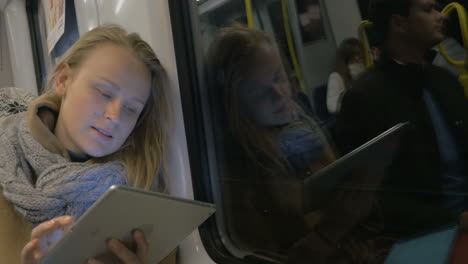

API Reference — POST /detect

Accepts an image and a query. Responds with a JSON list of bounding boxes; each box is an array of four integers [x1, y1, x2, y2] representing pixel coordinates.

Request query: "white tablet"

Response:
[[39, 185, 216, 264]]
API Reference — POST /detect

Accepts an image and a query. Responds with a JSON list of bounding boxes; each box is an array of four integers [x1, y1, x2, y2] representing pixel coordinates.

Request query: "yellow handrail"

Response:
[[358, 20, 374, 69], [438, 3, 468, 67], [437, 2, 468, 97], [244, 0, 254, 28], [281, 0, 305, 91]]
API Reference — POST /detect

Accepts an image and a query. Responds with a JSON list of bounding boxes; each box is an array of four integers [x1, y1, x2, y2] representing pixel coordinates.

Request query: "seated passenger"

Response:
[[336, 0, 468, 242], [0, 25, 175, 264], [326, 38, 365, 114], [207, 25, 383, 263]]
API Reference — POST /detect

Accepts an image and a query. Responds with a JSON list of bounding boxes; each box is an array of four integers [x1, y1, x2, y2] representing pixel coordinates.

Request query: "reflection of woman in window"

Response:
[[326, 38, 364, 114], [206, 26, 381, 263], [208, 26, 335, 177], [206, 25, 334, 259]]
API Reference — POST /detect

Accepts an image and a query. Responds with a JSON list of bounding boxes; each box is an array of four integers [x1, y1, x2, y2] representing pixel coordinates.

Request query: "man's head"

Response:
[[369, 0, 445, 49]]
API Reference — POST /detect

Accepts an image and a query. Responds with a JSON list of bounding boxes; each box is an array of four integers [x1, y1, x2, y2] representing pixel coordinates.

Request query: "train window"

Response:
[[26, 0, 79, 92], [172, 0, 468, 263]]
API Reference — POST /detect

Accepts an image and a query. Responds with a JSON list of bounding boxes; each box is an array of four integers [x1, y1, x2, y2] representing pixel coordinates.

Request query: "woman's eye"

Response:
[[100, 92, 112, 99], [124, 104, 137, 114], [94, 86, 112, 99]]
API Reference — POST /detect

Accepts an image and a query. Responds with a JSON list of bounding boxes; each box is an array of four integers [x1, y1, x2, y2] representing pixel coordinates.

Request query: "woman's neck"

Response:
[[67, 149, 90, 162]]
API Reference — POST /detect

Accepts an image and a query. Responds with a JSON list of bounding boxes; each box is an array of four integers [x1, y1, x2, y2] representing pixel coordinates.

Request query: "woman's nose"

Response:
[[104, 99, 122, 123]]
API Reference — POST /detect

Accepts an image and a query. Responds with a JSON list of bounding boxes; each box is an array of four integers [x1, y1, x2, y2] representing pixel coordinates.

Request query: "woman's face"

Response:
[[349, 47, 363, 65], [238, 43, 295, 127], [54, 43, 151, 157]]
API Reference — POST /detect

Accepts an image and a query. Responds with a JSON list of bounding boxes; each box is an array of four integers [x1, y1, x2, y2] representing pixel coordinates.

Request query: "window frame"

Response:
[[168, 1, 282, 263], [25, 0, 45, 91], [26, 0, 79, 93]]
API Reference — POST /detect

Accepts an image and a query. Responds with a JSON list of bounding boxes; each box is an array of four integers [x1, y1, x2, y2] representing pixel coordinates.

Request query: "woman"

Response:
[[0, 25, 174, 263], [326, 38, 364, 114]]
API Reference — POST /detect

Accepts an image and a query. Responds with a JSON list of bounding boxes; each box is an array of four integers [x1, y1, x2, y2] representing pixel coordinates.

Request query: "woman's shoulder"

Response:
[[328, 72, 343, 82], [276, 118, 328, 170], [327, 72, 345, 91]]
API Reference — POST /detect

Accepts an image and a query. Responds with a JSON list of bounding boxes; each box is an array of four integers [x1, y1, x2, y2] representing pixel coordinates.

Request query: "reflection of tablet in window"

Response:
[[39, 185, 215, 264], [385, 224, 458, 264], [304, 122, 408, 210]]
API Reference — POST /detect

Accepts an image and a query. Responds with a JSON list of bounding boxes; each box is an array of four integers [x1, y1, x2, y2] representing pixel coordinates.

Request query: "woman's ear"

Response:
[[55, 63, 71, 96]]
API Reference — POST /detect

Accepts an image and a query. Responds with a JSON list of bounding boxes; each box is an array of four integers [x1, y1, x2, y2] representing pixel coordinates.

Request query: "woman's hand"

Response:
[[21, 217, 148, 264], [87, 230, 149, 264], [21, 215, 75, 264]]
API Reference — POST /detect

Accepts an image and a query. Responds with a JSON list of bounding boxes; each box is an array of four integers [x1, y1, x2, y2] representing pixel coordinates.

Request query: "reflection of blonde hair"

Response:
[[208, 25, 306, 177], [43, 25, 171, 192]]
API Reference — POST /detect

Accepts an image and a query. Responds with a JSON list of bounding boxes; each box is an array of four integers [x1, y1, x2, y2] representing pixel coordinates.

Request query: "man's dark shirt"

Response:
[[335, 51, 468, 234]]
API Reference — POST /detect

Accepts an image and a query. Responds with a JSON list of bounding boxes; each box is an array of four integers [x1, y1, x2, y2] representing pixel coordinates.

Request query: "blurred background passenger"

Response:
[[326, 38, 365, 114]]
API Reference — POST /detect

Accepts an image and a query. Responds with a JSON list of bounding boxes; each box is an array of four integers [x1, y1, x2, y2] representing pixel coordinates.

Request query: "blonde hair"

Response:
[[208, 25, 296, 177], [43, 25, 171, 192], [208, 25, 334, 178]]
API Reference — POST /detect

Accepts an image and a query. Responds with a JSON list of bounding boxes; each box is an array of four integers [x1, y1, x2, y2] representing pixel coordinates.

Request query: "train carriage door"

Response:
[[0, 0, 38, 94]]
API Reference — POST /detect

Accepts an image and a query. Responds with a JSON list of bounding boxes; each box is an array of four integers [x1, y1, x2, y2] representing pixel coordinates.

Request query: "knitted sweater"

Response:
[[0, 92, 126, 224]]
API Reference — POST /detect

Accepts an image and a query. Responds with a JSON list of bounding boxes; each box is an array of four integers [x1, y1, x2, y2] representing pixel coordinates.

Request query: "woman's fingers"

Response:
[[133, 230, 149, 263], [30, 215, 74, 240], [22, 216, 74, 264], [105, 231, 148, 264], [32, 216, 75, 255], [21, 239, 42, 264], [107, 239, 140, 263], [58, 215, 75, 232], [30, 219, 59, 240], [51, 215, 74, 229]]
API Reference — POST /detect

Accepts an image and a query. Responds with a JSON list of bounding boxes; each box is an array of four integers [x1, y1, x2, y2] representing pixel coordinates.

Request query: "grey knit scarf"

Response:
[[0, 113, 127, 224]]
